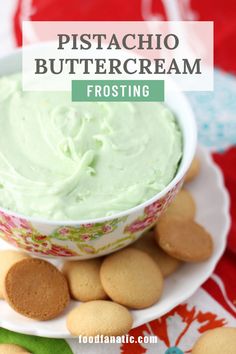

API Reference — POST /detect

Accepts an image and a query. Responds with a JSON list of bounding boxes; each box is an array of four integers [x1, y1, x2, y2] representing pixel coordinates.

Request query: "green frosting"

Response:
[[0, 74, 182, 220]]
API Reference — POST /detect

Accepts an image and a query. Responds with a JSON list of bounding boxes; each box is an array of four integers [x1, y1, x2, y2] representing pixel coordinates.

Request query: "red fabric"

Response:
[[203, 148, 236, 318], [213, 147, 236, 254], [13, 0, 143, 47], [203, 250, 236, 318], [13, 0, 236, 73], [191, 0, 236, 74], [12, 0, 236, 333]]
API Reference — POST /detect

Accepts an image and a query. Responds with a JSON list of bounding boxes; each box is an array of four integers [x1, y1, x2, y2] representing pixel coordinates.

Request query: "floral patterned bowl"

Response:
[[0, 49, 197, 259]]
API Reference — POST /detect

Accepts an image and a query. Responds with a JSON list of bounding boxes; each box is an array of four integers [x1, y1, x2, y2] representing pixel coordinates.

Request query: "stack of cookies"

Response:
[[0, 156, 215, 338]]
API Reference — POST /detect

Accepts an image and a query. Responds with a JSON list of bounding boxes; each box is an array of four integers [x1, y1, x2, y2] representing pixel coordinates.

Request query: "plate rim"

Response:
[[132, 145, 231, 329]]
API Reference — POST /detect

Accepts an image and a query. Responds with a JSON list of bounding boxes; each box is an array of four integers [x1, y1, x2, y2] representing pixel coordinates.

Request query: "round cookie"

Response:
[[155, 217, 213, 262], [192, 327, 236, 354], [162, 189, 196, 220], [100, 248, 163, 309], [185, 156, 200, 183], [67, 300, 132, 336], [62, 258, 107, 301], [0, 343, 30, 353], [4, 258, 70, 320], [0, 250, 29, 299], [132, 231, 181, 277]]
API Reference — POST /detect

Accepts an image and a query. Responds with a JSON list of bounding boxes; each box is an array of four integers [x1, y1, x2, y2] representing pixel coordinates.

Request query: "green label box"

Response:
[[72, 80, 164, 102]]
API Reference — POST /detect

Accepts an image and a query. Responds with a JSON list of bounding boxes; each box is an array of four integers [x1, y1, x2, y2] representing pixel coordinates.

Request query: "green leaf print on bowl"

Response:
[[51, 217, 127, 242], [0, 210, 129, 257], [76, 234, 137, 255]]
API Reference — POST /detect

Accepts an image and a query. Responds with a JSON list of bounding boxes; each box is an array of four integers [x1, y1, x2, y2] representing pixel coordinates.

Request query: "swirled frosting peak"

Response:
[[0, 74, 182, 220]]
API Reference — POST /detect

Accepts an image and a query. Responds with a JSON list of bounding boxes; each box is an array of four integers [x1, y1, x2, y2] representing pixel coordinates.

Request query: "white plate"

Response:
[[0, 145, 230, 338]]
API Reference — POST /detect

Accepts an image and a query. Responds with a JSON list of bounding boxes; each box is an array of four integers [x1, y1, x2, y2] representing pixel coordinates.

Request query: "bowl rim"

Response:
[[0, 48, 197, 226]]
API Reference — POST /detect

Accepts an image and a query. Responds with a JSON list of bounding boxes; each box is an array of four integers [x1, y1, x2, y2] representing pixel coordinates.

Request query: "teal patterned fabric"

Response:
[[187, 69, 236, 151]]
